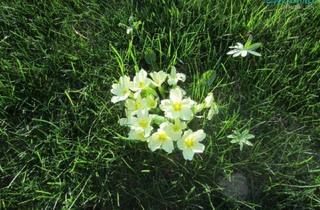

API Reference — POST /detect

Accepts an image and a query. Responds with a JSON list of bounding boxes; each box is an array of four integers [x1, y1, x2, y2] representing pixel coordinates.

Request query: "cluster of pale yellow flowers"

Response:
[[111, 67, 218, 160]]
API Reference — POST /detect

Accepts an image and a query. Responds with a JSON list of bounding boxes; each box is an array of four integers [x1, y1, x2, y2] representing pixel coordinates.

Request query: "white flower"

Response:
[[128, 109, 153, 137], [111, 76, 132, 103], [160, 87, 195, 121], [160, 119, 186, 141], [207, 102, 218, 120], [204, 93, 214, 108], [227, 42, 262, 57], [144, 95, 158, 109], [125, 95, 158, 116], [118, 109, 133, 126], [150, 71, 168, 87], [126, 27, 133, 35], [202, 92, 218, 120], [148, 123, 174, 153], [194, 103, 205, 114], [227, 129, 254, 151], [167, 66, 186, 86], [128, 127, 148, 141], [130, 69, 152, 96], [125, 96, 148, 115], [177, 129, 206, 160]]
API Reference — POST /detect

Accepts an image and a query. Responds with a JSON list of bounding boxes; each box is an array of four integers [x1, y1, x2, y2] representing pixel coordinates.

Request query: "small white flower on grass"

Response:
[[227, 36, 262, 57], [126, 27, 133, 35], [160, 119, 186, 141], [227, 129, 254, 151], [177, 129, 206, 160], [148, 123, 174, 153], [160, 87, 195, 121], [150, 71, 168, 87], [128, 109, 153, 137], [227, 42, 248, 57], [111, 75, 132, 103], [167, 66, 186, 86], [130, 69, 152, 96]]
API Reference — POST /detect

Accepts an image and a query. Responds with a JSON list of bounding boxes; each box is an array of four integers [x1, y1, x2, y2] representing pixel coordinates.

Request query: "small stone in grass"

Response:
[[218, 172, 249, 200]]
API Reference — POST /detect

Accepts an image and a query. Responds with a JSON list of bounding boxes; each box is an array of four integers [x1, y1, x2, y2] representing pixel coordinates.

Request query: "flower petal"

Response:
[[162, 140, 174, 153], [236, 42, 243, 48], [193, 142, 205, 153], [227, 49, 238, 55], [170, 88, 183, 101], [177, 138, 184, 150], [233, 51, 241, 57], [194, 129, 206, 141], [247, 50, 261, 57], [182, 149, 195, 160], [180, 108, 193, 121], [148, 138, 161, 151], [177, 73, 186, 82], [241, 50, 248, 57]]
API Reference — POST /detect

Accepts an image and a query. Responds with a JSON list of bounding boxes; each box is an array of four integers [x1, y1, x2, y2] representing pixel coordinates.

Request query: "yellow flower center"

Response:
[[157, 131, 168, 142], [138, 81, 145, 88], [137, 131, 145, 140], [122, 88, 129, 95], [134, 101, 142, 110], [172, 124, 180, 132], [138, 119, 149, 128], [172, 102, 182, 112], [184, 137, 195, 148], [147, 99, 156, 108]]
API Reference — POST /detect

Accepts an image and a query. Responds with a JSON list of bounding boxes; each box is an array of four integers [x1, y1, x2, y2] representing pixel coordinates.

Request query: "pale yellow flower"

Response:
[[111, 76, 132, 103], [130, 69, 152, 97], [167, 66, 186, 86], [148, 123, 174, 153], [128, 127, 148, 141], [160, 87, 195, 120], [150, 71, 168, 87], [177, 129, 206, 160], [125, 96, 148, 115], [160, 119, 186, 141], [128, 109, 153, 136]]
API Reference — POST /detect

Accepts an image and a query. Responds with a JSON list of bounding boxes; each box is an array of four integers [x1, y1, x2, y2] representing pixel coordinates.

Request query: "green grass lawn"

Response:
[[0, 0, 319, 209]]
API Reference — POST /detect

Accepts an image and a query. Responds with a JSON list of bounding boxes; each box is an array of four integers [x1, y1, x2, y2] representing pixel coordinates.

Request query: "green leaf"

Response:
[[132, 20, 142, 29], [247, 43, 262, 50], [200, 70, 216, 87], [244, 35, 253, 48], [151, 114, 166, 125], [144, 48, 157, 66], [143, 87, 158, 97]]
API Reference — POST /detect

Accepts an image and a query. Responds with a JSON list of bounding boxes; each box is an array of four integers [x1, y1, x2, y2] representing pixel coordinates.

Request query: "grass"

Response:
[[0, 0, 319, 209]]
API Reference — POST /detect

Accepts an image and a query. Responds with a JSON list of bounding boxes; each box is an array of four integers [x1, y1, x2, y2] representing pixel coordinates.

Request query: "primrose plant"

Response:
[[111, 67, 218, 160], [227, 129, 255, 151]]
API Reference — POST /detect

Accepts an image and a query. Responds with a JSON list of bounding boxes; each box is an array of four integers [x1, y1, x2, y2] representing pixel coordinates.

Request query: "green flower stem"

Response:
[[158, 86, 166, 99]]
